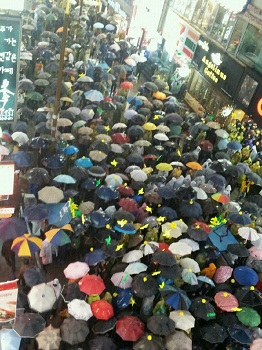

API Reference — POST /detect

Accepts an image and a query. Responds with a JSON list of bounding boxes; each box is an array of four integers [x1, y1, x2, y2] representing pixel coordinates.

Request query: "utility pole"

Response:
[[50, 0, 70, 151], [79, 0, 83, 16]]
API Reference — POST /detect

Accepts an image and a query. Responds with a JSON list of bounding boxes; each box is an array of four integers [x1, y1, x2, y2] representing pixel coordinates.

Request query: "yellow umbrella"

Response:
[[156, 163, 173, 171], [45, 224, 73, 246], [153, 91, 166, 100], [11, 234, 42, 257], [143, 122, 157, 131]]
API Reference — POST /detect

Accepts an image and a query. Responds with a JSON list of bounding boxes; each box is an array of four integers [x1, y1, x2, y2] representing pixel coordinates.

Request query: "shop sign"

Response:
[[256, 97, 262, 116], [202, 55, 227, 83], [0, 16, 21, 123], [198, 40, 209, 52]]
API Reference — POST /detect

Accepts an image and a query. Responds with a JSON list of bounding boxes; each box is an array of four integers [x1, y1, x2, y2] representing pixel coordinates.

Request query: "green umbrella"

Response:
[[27, 91, 44, 101], [236, 307, 261, 327]]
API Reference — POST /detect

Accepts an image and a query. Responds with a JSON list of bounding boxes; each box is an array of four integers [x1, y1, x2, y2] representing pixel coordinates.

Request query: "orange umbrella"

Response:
[[56, 27, 70, 33], [11, 234, 42, 257], [152, 91, 166, 100], [186, 162, 202, 170]]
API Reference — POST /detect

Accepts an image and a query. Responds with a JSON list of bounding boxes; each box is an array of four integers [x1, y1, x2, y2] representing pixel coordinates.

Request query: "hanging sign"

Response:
[[0, 16, 21, 123]]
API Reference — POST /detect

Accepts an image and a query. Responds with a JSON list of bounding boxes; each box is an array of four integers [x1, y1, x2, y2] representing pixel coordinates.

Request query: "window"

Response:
[[221, 14, 237, 48], [227, 18, 246, 54], [237, 75, 258, 107], [206, 3, 218, 33], [237, 24, 262, 73], [200, 0, 217, 31], [211, 7, 230, 42], [191, 0, 207, 26]]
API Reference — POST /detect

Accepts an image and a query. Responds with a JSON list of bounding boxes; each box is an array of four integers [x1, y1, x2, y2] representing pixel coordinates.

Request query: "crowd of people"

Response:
[[0, 1, 262, 350]]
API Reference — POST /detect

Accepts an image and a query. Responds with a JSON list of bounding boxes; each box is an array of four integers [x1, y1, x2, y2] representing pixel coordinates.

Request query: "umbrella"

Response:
[[249, 246, 262, 260], [229, 212, 252, 225], [45, 224, 73, 246], [61, 317, 89, 345], [13, 313, 46, 338], [0, 329, 21, 350], [251, 339, 262, 350], [84, 89, 104, 102], [111, 272, 133, 289], [28, 283, 56, 313], [116, 316, 145, 341], [64, 261, 90, 279], [228, 324, 252, 345], [179, 258, 200, 273], [61, 145, 79, 155], [212, 192, 230, 203], [27, 91, 44, 101], [213, 266, 233, 283], [233, 266, 259, 286], [36, 325, 61, 350], [179, 200, 203, 218], [132, 273, 158, 297], [200, 323, 228, 343], [9, 151, 31, 167], [23, 204, 49, 222], [38, 186, 64, 203], [75, 157, 93, 168], [169, 310, 195, 331], [11, 234, 42, 257], [214, 291, 239, 312], [91, 300, 114, 320], [161, 285, 191, 310], [68, 299, 93, 321], [88, 335, 117, 350], [130, 169, 148, 182], [169, 242, 192, 256], [236, 307, 261, 327], [79, 275, 105, 295], [238, 227, 259, 241], [227, 141, 242, 151], [92, 317, 117, 335], [144, 82, 158, 92], [53, 174, 76, 184], [235, 286, 262, 307], [125, 262, 148, 275], [152, 250, 177, 267], [165, 330, 192, 350], [190, 297, 216, 321], [42, 154, 66, 169], [245, 172, 262, 186], [181, 269, 198, 285], [147, 315, 176, 337], [0, 217, 27, 241], [161, 222, 182, 239]]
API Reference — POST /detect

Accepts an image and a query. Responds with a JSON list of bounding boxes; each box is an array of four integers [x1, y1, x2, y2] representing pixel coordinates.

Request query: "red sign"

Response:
[[256, 97, 262, 116]]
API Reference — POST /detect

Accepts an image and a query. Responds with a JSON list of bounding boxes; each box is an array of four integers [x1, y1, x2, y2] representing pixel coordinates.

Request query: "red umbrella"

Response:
[[117, 184, 134, 196], [116, 315, 145, 341], [120, 81, 134, 90], [111, 133, 130, 144], [211, 193, 230, 204], [79, 275, 105, 295], [213, 266, 233, 284], [91, 300, 114, 320], [191, 221, 211, 233], [214, 291, 239, 312], [199, 140, 213, 151], [157, 242, 171, 252], [119, 198, 139, 212]]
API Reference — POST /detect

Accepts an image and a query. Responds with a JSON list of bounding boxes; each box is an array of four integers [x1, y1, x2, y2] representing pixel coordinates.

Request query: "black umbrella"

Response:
[[24, 167, 50, 186], [28, 137, 50, 149], [127, 125, 144, 138], [81, 177, 97, 190], [88, 166, 107, 178], [127, 153, 144, 164], [151, 251, 177, 267], [227, 244, 249, 257], [216, 312, 240, 328], [134, 333, 166, 350], [190, 297, 216, 321], [88, 335, 117, 350], [180, 153, 198, 163], [157, 186, 176, 199], [12, 121, 28, 133], [147, 315, 176, 336], [144, 82, 158, 92], [92, 317, 117, 335], [179, 200, 203, 218], [103, 239, 126, 258], [91, 140, 110, 154], [68, 166, 89, 181], [62, 283, 86, 302], [234, 286, 262, 307], [42, 154, 66, 169], [130, 113, 146, 125], [241, 201, 261, 216], [200, 323, 228, 344], [132, 273, 158, 298], [14, 313, 46, 338], [159, 264, 182, 280]]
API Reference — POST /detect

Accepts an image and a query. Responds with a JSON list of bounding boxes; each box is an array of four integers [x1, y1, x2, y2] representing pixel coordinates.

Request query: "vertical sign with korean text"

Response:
[[0, 16, 21, 123]]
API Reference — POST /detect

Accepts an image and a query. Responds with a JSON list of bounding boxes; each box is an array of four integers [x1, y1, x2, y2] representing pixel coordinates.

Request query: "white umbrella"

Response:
[[173, 220, 188, 233], [124, 57, 137, 67], [11, 132, 29, 145], [169, 310, 195, 331], [0, 145, 10, 156], [140, 241, 159, 255], [68, 299, 93, 321], [36, 325, 61, 350], [122, 250, 143, 263], [181, 269, 198, 285], [112, 123, 127, 129], [111, 272, 133, 289], [125, 262, 148, 275], [93, 22, 104, 29], [192, 187, 208, 200], [130, 53, 147, 63], [130, 169, 148, 182], [161, 222, 182, 239], [179, 258, 200, 273], [238, 227, 259, 241], [0, 328, 21, 350], [154, 133, 169, 141], [105, 174, 123, 188], [252, 233, 262, 249], [110, 143, 124, 154], [28, 283, 56, 313], [215, 129, 229, 138], [64, 261, 90, 279], [179, 238, 199, 252], [77, 75, 94, 83], [169, 242, 192, 256]]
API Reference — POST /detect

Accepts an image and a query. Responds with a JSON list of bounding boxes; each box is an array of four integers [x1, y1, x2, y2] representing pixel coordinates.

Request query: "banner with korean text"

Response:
[[0, 16, 21, 123], [0, 280, 18, 323]]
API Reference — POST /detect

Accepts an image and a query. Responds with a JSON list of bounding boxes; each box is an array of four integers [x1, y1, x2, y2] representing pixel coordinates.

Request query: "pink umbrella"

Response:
[[251, 338, 262, 350], [214, 291, 239, 312], [213, 266, 233, 284], [64, 261, 90, 279], [249, 246, 262, 260]]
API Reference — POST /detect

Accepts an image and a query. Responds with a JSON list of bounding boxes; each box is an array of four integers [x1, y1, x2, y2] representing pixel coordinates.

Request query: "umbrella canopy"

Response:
[[165, 330, 192, 350], [116, 316, 145, 341], [13, 313, 46, 338], [45, 224, 73, 246], [200, 323, 228, 344], [61, 317, 89, 345], [91, 300, 114, 320], [11, 234, 42, 257], [79, 275, 105, 295], [132, 273, 158, 297], [236, 307, 261, 327], [214, 291, 239, 312], [28, 283, 56, 313], [36, 325, 61, 350], [38, 186, 64, 203], [0, 217, 27, 241], [64, 261, 90, 279], [0, 329, 21, 350], [68, 299, 93, 321], [111, 272, 133, 289], [147, 315, 176, 336], [233, 266, 259, 286], [169, 310, 195, 331]]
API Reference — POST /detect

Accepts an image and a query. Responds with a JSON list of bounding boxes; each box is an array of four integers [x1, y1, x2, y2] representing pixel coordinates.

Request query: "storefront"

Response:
[[186, 37, 245, 116]]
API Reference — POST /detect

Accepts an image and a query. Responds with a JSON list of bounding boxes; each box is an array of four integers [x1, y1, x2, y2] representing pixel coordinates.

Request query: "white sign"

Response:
[[0, 1, 25, 11]]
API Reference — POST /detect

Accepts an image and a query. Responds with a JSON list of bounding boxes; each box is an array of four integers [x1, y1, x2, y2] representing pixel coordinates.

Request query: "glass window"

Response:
[[227, 18, 246, 54], [191, 0, 207, 26], [237, 24, 262, 73], [200, 0, 216, 31], [210, 7, 230, 42], [173, 0, 189, 15], [237, 75, 258, 107], [184, 0, 198, 20], [206, 4, 218, 33], [221, 14, 237, 47]]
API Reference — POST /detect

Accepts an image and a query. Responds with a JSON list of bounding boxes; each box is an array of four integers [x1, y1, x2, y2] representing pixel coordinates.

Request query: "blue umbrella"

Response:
[[217, 138, 228, 150], [84, 249, 106, 265], [113, 287, 132, 310], [81, 177, 97, 190], [208, 173, 227, 188], [157, 206, 177, 221], [42, 154, 66, 169], [46, 202, 72, 227], [0, 328, 21, 349], [127, 97, 143, 108], [161, 285, 191, 310], [75, 157, 93, 168], [90, 211, 111, 228], [61, 145, 79, 155], [114, 223, 137, 234], [0, 217, 27, 241], [53, 174, 76, 184], [228, 324, 252, 345], [12, 121, 28, 133], [10, 151, 32, 168], [227, 141, 242, 151], [29, 137, 50, 149], [84, 89, 104, 102], [96, 186, 119, 202], [229, 212, 252, 225], [233, 266, 259, 286], [23, 204, 49, 221], [157, 186, 176, 199], [197, 276, 215, 287], [179, 200, 202, 218]]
